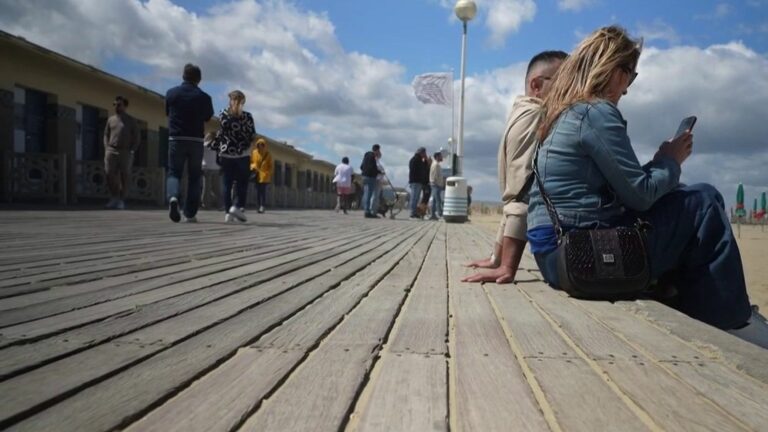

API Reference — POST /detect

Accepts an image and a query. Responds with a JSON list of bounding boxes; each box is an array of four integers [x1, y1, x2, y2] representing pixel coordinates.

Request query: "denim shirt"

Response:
[[527, 100, 681, 251]]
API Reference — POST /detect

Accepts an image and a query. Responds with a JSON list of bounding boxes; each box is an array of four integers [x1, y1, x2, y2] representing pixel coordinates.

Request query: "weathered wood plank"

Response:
[[486, 285, 649, 432], [445, 224, 549, 432], [616, 299, 768, 385], [387, 227, 448, 355], [236, 226, 437, 431], [0, 226, 406, 378], [522, 281, 749, 431], [350, 354, 448, 432], [3, 224, 426, 431], [0, 226, 378, 323], [126, 347, 302, 432], [0, 226, 391, 345]]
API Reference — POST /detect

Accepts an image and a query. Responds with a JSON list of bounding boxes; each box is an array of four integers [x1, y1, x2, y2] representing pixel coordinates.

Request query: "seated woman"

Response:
[[527, 25, 768, 348]]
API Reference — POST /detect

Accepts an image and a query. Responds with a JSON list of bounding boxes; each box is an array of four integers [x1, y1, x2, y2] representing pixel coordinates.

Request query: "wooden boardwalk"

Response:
[[0, 209, 766, 432]]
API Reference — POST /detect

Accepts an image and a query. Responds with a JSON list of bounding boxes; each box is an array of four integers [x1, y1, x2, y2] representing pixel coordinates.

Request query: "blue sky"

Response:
[[1, 0, 767, 206]]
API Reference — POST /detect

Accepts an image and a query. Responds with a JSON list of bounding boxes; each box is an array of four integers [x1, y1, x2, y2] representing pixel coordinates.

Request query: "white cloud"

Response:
[[1, 0, 766, 208], [557, 0, 596, 12], [635, 19, 681, 45]]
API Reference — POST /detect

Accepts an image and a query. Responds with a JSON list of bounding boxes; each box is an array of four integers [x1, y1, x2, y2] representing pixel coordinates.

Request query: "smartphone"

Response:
[[673, 116, 697, 140]]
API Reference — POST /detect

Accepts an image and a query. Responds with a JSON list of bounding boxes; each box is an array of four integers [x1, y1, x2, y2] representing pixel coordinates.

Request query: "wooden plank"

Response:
[[3, 224, 426, 431], [445, 224, 549, 432], [126, 226, 435, 432], [0, 226, 391, 345], [616, 299, 768, 385], [126, 348, 302, 432], [0, 225, 411, 378], [522, 281, 749, 431], [387, 227, 448, 355], [486, 285, 649, 432], [0, 226, 377, 322], [237, 226, 437, 432], [351, 354, 447, 432], [0, 226, 327, 294]]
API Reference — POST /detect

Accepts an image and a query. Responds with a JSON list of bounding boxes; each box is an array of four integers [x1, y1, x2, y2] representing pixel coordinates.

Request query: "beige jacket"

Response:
[[498, 95, 544, 216]]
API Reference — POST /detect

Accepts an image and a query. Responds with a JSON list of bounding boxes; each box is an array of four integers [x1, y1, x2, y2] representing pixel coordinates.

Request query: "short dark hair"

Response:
[[433, 152, 442, 159], [372, 144, 380, 151], [114, 96, 129, 107], [183, 63, 202, 84], [342, 156, 349, 164], [525, 50, 568, 79]]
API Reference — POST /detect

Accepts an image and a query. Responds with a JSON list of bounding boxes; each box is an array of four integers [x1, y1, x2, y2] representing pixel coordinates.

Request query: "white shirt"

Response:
[[333, 163, 353, 188]]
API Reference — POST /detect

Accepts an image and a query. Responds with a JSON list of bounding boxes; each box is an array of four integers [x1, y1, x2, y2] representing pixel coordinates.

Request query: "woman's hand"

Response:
[[655, 131, 693, 166]]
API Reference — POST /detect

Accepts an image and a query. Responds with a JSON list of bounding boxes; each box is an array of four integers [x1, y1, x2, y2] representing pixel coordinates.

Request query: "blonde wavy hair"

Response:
[[228, 90, 246, 116], [537, 26, 643, 141]]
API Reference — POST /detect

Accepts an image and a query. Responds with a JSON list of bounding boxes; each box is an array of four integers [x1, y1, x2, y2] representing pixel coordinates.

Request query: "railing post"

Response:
[[1, 151, 11, 203], [59, 152, 68, 205]]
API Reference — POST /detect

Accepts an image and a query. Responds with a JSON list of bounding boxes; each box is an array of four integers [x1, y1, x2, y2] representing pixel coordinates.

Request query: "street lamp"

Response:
[[454, 0, 476, 176], [443, 0, 476, 224]]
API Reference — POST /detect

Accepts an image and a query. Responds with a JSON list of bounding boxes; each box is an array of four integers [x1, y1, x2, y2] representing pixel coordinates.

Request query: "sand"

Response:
[[469, 213, 768, 312]]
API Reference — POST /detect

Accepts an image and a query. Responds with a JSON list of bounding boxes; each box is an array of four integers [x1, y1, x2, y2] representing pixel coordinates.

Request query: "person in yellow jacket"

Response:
[[250, 137, 273, 213]]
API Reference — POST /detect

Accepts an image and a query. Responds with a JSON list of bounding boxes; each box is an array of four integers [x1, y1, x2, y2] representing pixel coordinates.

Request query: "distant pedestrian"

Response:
[[103, 96, 139, 210], [408, 147, 429, 220], [429, 152, 445, 220], [250, 138, 273, 214], [165, 63, 214, 223], [201, 131, 220, 209], [420, 154, 432, 216], [360, 144, 384, 218], [210, 90, 256, 223], [333, 157, 354, 214]]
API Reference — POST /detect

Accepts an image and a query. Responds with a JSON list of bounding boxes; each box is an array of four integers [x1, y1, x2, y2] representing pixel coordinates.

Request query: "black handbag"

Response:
[[532, 144, 652, 300]]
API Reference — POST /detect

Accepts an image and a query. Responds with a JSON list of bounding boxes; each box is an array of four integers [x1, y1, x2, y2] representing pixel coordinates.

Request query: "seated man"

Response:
[[463, 50, 567, 283]]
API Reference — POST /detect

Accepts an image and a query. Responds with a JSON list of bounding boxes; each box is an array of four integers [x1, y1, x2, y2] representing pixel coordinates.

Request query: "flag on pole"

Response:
[[412, 72, 453, 106]]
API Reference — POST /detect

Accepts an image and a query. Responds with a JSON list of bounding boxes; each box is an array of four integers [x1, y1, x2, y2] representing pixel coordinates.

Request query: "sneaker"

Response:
[[224, 213, 235, 223], [429, 216, 439, 221], [728, 305, 768, 349], [169, 197, 181, 222], [105, 198, 119, 209], [342, 209, 348, 215], [409, 215, 421, 220], [258, 206, 265, 214], [228, 206, 247, 222], [116, 200, 126, 210], [182, 216, 198, 223], [364, 212, 377, 219]]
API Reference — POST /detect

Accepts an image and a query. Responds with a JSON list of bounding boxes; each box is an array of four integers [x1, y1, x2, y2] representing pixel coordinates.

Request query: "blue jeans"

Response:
[[362, 176, 377, 214], [431, 185, 443, 217], [167, 139, 203, 218], [409, 183, 423, 217], [220, 156, 251, 211], [534, 184, 751, 330]]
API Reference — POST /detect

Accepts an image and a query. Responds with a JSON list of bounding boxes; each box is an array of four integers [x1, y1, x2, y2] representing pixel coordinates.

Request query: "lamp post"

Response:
[[443, 0, 476, 223], [454, 0, 476, 176]]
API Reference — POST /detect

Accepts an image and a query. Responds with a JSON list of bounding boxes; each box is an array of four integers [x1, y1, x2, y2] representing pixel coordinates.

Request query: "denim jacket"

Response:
[[528, 100, 681, 235]]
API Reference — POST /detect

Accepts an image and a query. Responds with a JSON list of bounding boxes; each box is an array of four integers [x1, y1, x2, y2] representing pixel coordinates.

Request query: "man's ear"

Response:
[[529, 77, 543, 98]]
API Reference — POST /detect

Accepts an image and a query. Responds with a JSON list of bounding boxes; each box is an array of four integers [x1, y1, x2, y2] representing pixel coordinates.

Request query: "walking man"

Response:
[[429, 151, 445, 220], [463, 50, 567, 283], [408, 147, 429, 220], [165, 63, 214, 223], [333, 156, 354, 214], [360, 144, 383, 218], [103, 96, 139, 209]]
